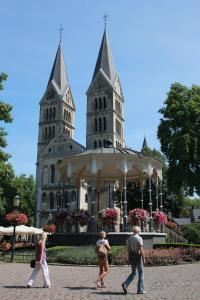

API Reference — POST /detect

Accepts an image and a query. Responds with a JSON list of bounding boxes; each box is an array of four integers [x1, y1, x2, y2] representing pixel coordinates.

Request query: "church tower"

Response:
[[37, 41, 75, 156], [36, 40, 84, 228], [86, 29, 125, 149]]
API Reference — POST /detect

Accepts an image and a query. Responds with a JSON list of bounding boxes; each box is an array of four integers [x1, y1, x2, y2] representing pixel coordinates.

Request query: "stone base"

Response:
[[49, 232, 166, 249]]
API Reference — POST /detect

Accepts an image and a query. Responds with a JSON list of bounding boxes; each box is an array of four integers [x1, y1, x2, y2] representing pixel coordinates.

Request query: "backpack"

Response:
[[97, 243, 107, 258]]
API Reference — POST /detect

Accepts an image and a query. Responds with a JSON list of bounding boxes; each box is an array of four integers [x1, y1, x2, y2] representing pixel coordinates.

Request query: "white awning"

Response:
[[0, 225, 43, 236]]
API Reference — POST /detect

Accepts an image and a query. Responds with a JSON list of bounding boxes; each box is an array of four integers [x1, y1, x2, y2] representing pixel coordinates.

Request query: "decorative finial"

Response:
[[103, 13, 108, 30], [59, 24, 64, 42]]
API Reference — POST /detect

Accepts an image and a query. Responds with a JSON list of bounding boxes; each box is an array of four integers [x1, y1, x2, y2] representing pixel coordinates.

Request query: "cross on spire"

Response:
[[103, 13, 108, 30], [59, 25, 64, 42]]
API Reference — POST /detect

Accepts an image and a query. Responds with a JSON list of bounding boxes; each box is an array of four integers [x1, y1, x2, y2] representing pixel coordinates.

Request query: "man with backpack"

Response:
[[122, 226, 146, 295], [95, 231, 111, 288]]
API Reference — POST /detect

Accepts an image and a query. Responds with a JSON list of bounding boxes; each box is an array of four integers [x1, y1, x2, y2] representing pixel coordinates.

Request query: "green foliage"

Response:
[[181, 224, 200, 244], [141, 146, 166, 166], [164, 194, 185, 217], [153, 243, 200, 249], [184, 197, 200, 209], [46, 245, 125, 265], [0, 72, 14, 218], [158, 82, 200, 196], [0, 174, 35, 225]]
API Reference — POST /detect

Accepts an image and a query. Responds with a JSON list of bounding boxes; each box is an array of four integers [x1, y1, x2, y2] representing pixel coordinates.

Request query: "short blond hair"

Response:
[[99, 231, 106, 239], [132, 226, 140, 234]]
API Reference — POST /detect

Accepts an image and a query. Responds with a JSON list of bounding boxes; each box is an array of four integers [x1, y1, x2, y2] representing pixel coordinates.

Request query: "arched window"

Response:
[[99, 118, 102, 132], [94, 118, 97, 132], [53, 107, 56, 118], [72, 191, 76, 202], [46, 109, 49, 120], [64, 109, 66, 120], [95, 98, 97, 111], [103, 117, 106, 132], [49, 192, 54, 209], [56, 191, 61, 209], [50, 165, 55, 183], [68, 112, 71, 124], [99, 98, 102, 110], [42, 192, 47, 208], [49, 108, 52, 119], [52, 126, 55, 138], [103, 97, 106, 109], [99, 140, 102, 148], [63, 191, 69, 208], [85, 194, 88, 203], [48, 126, 51, 139], [42, 166, 48, 185], [44, 127, 48, 140], [94, 140, 97, 149]]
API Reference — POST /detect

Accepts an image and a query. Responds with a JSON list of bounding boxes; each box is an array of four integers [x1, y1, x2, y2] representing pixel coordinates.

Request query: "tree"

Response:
[[158, 82, 200, 196], [10, 174, 35, 225], [0, 73, 14, 218]]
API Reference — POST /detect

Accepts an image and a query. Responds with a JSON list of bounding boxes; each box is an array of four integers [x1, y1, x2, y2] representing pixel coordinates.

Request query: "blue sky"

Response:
[[1, 0, 200, 176]]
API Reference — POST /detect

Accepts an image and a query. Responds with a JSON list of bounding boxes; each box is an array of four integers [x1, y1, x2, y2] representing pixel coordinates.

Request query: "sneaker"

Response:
[[122, 283, 127, 295], [137, 291, 146, 294], [26, 285, 31, 288]]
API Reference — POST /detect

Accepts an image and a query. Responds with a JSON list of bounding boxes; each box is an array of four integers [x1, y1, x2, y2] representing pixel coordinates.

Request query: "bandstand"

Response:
[[53, 146, 166, 248]]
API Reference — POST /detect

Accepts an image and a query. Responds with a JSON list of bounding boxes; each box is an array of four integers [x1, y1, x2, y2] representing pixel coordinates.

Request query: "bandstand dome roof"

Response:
[[58, 146, 163, 184]]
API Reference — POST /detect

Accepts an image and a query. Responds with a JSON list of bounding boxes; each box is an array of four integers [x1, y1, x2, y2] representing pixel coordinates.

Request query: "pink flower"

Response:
[[152, 211, 167, 225], [43, 224, 56, 233], [129, 209, 149, 222], [5, 212, 28, 225], [99, 208, 119, 220]]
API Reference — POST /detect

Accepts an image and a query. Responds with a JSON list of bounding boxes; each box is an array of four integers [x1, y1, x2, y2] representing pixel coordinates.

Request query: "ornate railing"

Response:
[[164, 226, 188, 243]]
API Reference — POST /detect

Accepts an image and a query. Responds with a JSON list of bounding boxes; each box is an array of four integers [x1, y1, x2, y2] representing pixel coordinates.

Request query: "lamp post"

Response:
[[11, 194, 20, 262]]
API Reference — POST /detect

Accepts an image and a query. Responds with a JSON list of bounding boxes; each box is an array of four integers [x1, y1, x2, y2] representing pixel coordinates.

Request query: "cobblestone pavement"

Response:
[[0, 262, 200, 300]]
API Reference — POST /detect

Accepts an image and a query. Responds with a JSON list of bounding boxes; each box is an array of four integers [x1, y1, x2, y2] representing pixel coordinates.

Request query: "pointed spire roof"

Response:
[[92, 30, 117, 84], [48, 42, 68, 92], [141, 136, 148, 151]]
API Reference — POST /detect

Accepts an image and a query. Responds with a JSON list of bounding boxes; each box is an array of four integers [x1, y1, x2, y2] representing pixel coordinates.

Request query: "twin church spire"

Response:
[[92, 30, 117, 85], [39, 27, 125, 152], [47, 41, 69, 93]]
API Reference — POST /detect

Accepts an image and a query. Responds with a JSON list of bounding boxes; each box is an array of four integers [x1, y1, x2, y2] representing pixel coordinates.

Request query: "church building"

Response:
[[35, 28, 163, 232]]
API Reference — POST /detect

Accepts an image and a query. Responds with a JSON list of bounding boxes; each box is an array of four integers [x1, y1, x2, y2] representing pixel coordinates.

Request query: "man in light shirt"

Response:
[[122, 226, 146, 295]]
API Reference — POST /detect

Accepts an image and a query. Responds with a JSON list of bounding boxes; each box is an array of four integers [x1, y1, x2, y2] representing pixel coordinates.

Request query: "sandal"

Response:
[[95, 280, 101, 288]]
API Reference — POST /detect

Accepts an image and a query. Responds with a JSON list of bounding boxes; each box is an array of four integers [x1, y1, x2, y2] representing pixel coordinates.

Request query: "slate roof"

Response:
[[173, 218, 191, 226], [47, 42, 68, 92], [92, 30, 117, 84]]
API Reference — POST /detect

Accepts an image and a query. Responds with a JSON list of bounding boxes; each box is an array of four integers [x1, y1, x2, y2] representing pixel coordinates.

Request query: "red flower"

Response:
[[99, 208, 119, 220], [129, 209, 149, 222], [43, 224, 56, 233], [5, 212, 28, 225], [152, 211, 167, 225]]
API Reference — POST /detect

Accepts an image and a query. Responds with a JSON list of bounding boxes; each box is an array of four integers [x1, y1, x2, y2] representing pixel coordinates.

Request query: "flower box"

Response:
[[99, 208, 119, 225], [152, 211, 167, 225], [4, 212, 28, 225], [129, 208, 149, 226], [70, 209, 91, 226], [43, 224, 56, 233]]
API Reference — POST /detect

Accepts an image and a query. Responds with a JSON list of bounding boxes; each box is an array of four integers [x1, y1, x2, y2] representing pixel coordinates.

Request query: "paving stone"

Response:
[[0, 262, 199, 299]]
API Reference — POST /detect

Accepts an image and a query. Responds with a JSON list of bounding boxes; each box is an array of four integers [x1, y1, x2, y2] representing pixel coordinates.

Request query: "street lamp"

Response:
[[11, 194, 20, 262]]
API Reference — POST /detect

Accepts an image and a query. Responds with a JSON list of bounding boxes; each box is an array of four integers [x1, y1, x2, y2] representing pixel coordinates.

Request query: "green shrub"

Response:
[[154, 243, 200, 249], [181, 225, 200, 244]]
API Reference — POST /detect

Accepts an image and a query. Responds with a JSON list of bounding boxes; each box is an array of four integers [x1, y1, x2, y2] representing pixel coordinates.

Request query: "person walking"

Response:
[[122, 226, 146, 295], [95, 231, 111, 288], [26, 232, 51, 288]]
